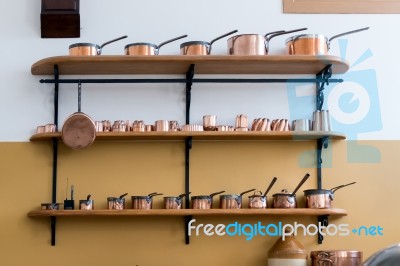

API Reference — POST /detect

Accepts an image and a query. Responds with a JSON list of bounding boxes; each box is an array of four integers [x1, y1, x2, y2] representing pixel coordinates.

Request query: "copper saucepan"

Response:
[[62, 82, 96, 150], [227, 28, 307, 55], [272, 173, 310, 208], [180, 30, 238, 55], [248, 177, 277, 209], [285, 27, 369, 55], [163, 192, 191, 209], [125, 34, 188, 55], [131, 192, 163, 210], [191, 190, 225, 209], [219, 188, 256, 209], [304, 182, 356, 208], [69, 35, 128, 56]]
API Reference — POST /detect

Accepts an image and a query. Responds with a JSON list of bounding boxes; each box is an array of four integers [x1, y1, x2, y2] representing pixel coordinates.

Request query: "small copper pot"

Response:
[[304, 182, 356, 208], [248, 191, 267, 209], [180, 30, 237, 55], [69, 35, 127, 56], [272, 173, 310, 208], [163, 192, 191, 209], [191, 190, 225, 209], [107, 193, 128, 210], [131, 192, 163, 210], [41, 203, 62, 210], [285, 27, 369, 55], [219, 189, 256, 209], [227, 28, 307, 55], [125, 35, 187, 55]]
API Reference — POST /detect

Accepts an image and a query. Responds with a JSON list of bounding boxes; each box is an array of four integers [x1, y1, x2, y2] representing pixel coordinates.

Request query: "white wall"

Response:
[[0, 0, 399, 141]]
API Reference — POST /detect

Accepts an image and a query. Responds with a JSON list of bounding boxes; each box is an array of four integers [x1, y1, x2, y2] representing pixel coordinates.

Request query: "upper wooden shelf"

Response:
[[28, 208, 348, 217], [30, 131, 346, 142], [31, 55, 349, 75]]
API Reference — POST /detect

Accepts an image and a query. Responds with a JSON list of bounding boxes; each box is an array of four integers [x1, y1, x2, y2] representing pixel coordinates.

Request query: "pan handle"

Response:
[[208, 30, 238, 54], [156, 34, 188, 54], [328, 27, 369, 42], [98, 35, 128, 53], [77, 81, 82, 112], [240, 188, 256, 196], [266, 27, 308, 42], [209, 190, 225, 198], [264, 30, 285, 39], [265, 28, 307, 53], [290, 173, 310, 197], [331, 182, 356, 193]]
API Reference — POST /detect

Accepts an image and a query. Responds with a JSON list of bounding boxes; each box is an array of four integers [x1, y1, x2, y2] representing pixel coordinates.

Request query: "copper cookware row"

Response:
[[67, 27, 368, 56], [41, 178, 355, 211], [39, 112, 335, 150]]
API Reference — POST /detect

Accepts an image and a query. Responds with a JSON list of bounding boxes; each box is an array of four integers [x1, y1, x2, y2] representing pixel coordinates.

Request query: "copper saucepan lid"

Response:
[[62, 82, 96, 150]]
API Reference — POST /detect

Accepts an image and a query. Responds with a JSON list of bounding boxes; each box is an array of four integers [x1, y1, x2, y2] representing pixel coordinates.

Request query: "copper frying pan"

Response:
[[62, 82, 96, 150]]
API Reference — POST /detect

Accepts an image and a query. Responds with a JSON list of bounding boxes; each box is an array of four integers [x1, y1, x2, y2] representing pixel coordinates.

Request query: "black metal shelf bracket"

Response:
[[316, 64, 332, 111], [318, 215, 329, 244], [51, 64, 59, 246], [184, 64, 195, 245], [315, 64, 333, 244]]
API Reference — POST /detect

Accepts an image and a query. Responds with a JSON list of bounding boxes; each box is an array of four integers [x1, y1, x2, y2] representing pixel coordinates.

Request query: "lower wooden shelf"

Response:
[[28, 208, 347, 217]]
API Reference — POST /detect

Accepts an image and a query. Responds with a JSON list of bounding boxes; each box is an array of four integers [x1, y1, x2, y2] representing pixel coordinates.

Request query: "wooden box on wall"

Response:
[[40, 0, 80, 38]]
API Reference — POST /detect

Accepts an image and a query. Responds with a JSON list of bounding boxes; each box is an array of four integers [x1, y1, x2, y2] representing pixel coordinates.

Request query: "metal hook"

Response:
[[78, 80, 82, 112]]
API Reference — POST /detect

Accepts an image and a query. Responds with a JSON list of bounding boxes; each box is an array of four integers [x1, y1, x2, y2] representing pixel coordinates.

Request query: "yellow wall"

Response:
[[1, 140, 399, 265]]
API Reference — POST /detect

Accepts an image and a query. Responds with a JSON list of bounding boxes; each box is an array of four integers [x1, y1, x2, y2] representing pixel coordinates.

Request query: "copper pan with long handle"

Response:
[[62, 82, 96, 150], [69, 35, 128, 56], [285, 27, 369, 55]]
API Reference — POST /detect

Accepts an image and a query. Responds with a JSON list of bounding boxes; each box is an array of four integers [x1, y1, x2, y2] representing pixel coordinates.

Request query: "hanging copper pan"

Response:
[[62, 82, 96, 150]]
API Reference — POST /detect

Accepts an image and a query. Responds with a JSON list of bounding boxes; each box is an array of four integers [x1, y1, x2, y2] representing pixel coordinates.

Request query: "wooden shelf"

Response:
[[30, 131, 346, 142], [31, 55, 349, 75], [28, 208, 348, 217]]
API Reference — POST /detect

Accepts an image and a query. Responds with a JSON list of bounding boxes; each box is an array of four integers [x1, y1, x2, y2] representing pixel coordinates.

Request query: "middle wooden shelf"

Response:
[[30, 131, 346, 142]]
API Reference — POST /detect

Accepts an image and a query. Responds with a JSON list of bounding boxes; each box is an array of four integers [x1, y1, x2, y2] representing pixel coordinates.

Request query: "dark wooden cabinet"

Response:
[[40, 0, 80, 38]]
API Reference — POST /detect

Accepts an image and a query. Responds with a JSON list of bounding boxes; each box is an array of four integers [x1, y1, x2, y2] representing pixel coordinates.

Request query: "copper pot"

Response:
[[107, 193, 128, 210], [61, 83, 96, 150], [311, 250, 362, 266], [69, 35, 127, 56], [125, 34, 187, 55], [272, 173, 310, 208], [191, 190, 225, 209], [304, 182, 356, 208], [248, 191, 267, 209], [219, 189, 256, 209], [180, 30, 237, 55], [249, 177, 277, 209], [227, 28, 307, 55], [163, 192, 191, 209], [285, 27, 369, 55], [131, 192, 163, 210]]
